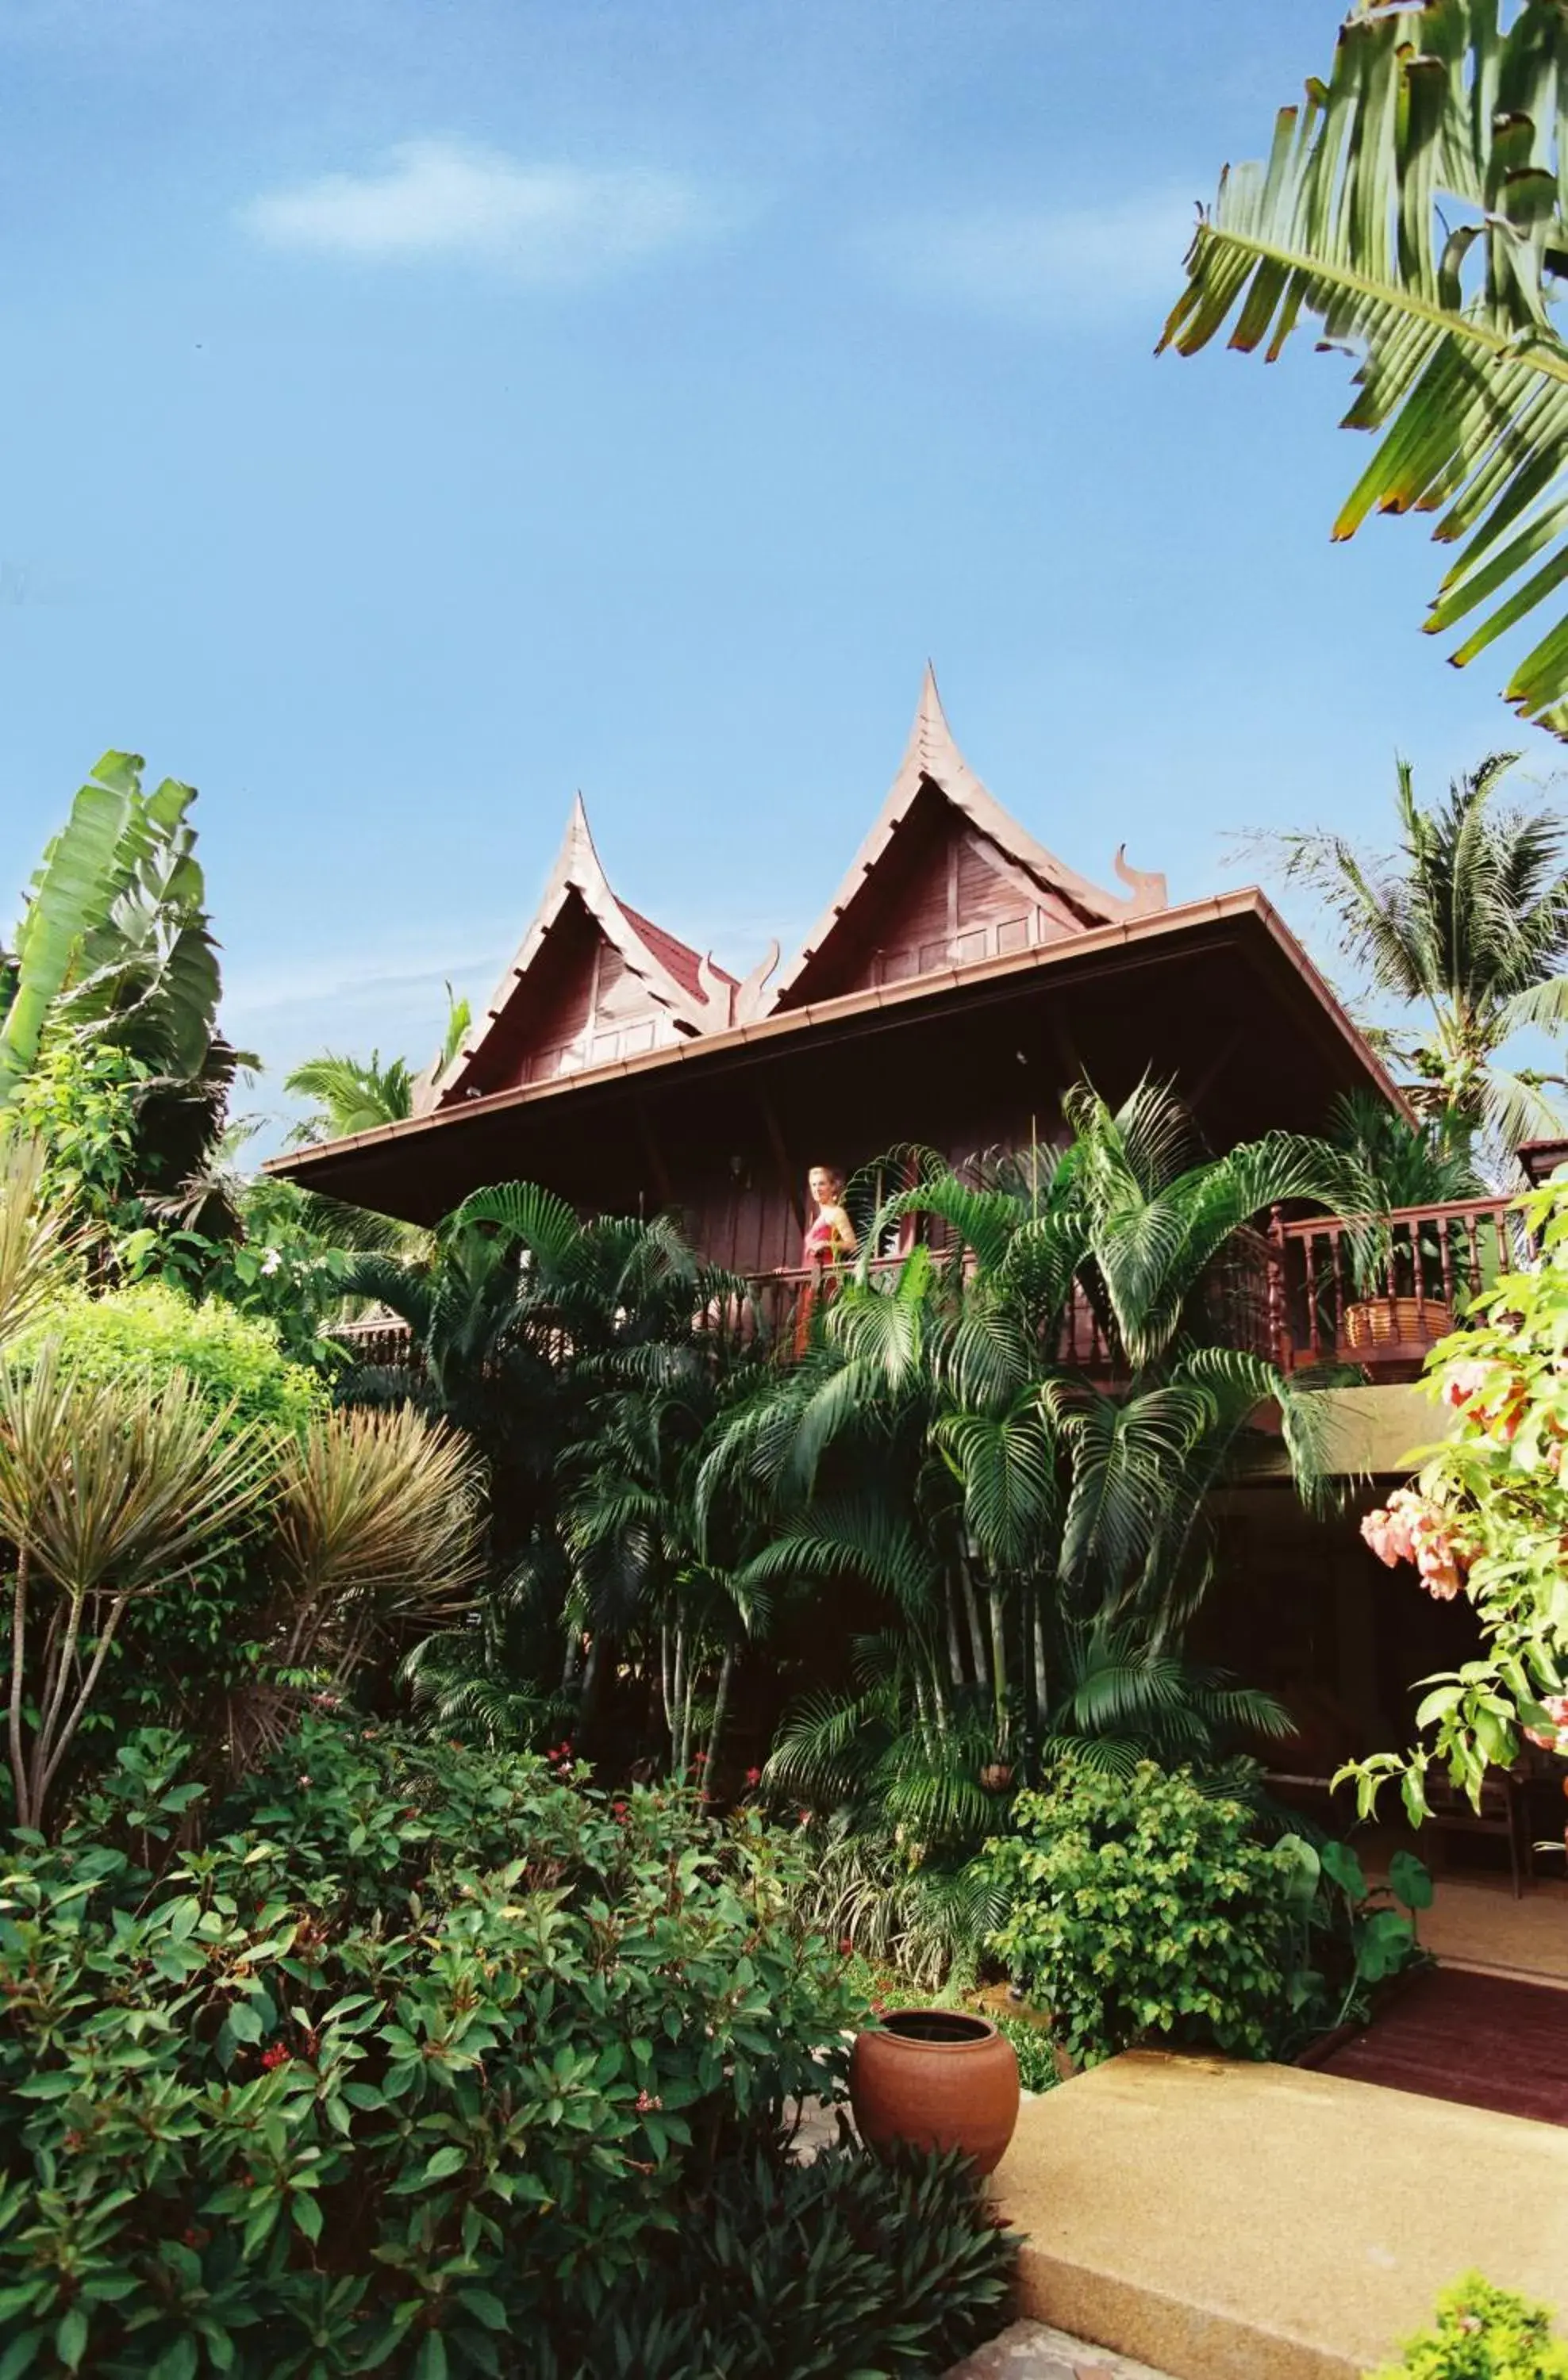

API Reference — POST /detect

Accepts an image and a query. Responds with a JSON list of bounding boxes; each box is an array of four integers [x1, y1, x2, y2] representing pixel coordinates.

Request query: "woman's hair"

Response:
[[809, 1163, 845, 1192]]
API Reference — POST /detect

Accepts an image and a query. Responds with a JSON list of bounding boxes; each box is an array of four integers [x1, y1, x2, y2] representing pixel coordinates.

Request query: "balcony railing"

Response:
[[1270, 1196, 1525, 1373], [325, 1197, 1528, 1381]]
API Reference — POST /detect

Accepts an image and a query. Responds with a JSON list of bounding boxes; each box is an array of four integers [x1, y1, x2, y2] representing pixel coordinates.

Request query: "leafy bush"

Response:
[[0, 1718, 910, 2376], [982, 1761, 1301, 2067], [532, 2140, 1017, 2380], [991, 2010, 1059, 2095], [9, 1280, 325, 1437], [1270, 1837, 1431, 2055], [1371, 2273, 1568, 2378]]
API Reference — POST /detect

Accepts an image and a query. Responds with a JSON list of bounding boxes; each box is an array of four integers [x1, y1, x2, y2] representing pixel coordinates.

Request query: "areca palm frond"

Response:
[[935, 1399, 1059, 1575], [1159, 0, 1568, 735], [1045, 1618, 1292, 1775], [732, 1499, 940, 1622]]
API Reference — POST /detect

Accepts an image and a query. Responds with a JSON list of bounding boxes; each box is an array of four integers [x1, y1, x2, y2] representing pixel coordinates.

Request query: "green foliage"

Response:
[[529, 2140, 1017, 2380], [0, 758, 135, 1106], [9, 1281, 326, 1439], [1160, 1, 1568, 739], [1345, 1177, 1568, 1818], [0, 1718, 878, 2376], [9, 1042, 149, 1244], [1372, 2273, 1568, 2378], [1270, 1834, 1432, 2055], [990, 2010, 1059, 2097], [982, 1762, 1301, 2067], [1259, 760, 1568, 1146]]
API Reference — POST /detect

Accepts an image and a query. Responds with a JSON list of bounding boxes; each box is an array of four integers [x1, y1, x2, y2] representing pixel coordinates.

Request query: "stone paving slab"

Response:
[[945, 2319, 1173, 2379]]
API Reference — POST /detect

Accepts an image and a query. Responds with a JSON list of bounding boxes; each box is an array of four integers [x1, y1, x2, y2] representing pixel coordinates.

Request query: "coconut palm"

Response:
[[1159, 1, 1568, 737], [1262, 756, 1568, 1148], [284, 1051, 416, 1143]]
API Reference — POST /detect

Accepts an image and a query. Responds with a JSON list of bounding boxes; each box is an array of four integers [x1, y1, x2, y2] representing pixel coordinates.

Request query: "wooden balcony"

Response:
[[326, 1197, 1526, 1383], [1270, 1195, 1526, 1377]]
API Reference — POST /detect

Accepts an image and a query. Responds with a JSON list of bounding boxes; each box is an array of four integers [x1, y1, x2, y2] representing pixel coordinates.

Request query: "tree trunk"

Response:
[[705, 1643, 736, 1784], [957, 1552, 989, 1687], [943, 1577, 967, 1687], [988, 1580, 1009, 1749]]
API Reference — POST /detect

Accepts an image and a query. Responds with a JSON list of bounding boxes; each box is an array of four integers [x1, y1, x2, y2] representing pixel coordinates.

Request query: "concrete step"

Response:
[[990, 2050, 1568, 2380]]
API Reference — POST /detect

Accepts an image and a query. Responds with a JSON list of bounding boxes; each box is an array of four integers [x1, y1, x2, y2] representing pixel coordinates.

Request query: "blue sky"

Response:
[[0, 0, 1558, 1133]]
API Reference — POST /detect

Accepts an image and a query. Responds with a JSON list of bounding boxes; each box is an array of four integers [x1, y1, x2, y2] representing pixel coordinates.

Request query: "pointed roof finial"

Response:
[[764, 665, 1165, 1012]]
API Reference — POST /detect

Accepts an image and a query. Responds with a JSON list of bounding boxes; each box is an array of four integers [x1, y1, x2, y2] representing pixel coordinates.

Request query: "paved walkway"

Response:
[[945, 2320, 1172, 2378]]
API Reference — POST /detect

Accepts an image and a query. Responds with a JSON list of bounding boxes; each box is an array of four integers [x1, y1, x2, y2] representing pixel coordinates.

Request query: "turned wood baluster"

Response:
[[1266, 1206, 1288, 1370], [1303, 1228, 1321, 1360], [1465, 1215, 1483, 1303]]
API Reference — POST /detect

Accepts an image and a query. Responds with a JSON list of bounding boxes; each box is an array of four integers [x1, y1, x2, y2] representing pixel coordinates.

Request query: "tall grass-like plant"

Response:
[[0, 1354, 274, 1829], [0, 1134, 79, 1349], [270, 1403, 485, 1680]]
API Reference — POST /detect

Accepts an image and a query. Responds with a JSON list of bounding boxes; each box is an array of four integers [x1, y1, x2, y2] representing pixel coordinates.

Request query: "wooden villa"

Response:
[[269, 667, 1403, 1288], [268, 670, 1559, 1896]]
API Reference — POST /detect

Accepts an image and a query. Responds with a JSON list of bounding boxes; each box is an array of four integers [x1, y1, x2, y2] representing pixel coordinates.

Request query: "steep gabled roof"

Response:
[[425, 796, 736, 1111], [767, 666, 1166, 1012]]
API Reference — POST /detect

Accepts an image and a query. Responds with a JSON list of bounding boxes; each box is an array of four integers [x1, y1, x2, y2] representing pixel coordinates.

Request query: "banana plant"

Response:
[[0, 755, 137, 1104], [1161, 0, 1568, 735]]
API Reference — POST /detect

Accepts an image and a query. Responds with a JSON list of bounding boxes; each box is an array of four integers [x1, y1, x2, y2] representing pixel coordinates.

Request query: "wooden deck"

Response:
[[1319, 1967, 1568, 2128]]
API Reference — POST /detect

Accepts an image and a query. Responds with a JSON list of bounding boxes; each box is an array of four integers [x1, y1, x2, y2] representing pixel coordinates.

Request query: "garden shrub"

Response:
[[7, 1280, 325, 1437], [0, 1718, 1017, 2376], [1371, 2272, 1568, 2378], [982, 1761, 1300, 2067], [531, 2140, 1016, 2379]]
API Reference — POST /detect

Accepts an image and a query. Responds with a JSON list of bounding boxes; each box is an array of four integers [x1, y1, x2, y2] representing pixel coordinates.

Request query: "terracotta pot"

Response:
[[849, 2009, 1020, 2176]]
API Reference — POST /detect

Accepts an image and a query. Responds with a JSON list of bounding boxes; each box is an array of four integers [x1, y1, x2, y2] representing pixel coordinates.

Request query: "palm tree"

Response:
[[285, 985, 471, 1146], [699, 1081, 1350, 1969], [1159, 2, 1568, 738], [1262, 756, 1568, 1148], [347, 1184, 759, 1761], [284, 1051, 415, 1143]]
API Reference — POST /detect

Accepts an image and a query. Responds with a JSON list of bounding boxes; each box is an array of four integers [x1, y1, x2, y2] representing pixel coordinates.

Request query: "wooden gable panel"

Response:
[[463, 896, 682, 1094]]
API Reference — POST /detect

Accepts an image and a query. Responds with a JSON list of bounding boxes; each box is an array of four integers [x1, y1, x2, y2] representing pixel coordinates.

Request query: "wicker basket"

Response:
[[1342, 1295, 1453, 1353]]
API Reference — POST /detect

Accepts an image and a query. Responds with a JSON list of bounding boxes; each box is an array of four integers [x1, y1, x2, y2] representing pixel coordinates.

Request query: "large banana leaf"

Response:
[[1159, 0, 1568, 735], [0, 754, 138, 1105], [55, 774, 221, 1075]]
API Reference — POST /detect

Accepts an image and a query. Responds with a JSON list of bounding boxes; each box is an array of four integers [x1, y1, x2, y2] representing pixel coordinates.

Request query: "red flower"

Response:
[[260, 2043, 291, 2071], [612, 1800, 629, 1821], [744, 1767, 762, 1787], [839, 1937, 854, 1955], [691, 1751, 708, 1768], [635, 2088, 663, 2113]]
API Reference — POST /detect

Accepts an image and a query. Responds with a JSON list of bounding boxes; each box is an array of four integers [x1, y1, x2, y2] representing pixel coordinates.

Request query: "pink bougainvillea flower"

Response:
[[1440, 1358, 1493, 1410], [1525, 1693, 1568, 1753]]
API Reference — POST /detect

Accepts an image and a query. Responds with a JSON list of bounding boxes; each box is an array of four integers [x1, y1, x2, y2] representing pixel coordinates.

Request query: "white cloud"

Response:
[[243, 138, 707, 278], [870, 188, 1198, 324]]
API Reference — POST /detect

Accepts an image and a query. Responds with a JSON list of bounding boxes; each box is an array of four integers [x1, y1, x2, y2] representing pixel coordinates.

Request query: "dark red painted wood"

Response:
[[1319, 1967, 1568, 2129]]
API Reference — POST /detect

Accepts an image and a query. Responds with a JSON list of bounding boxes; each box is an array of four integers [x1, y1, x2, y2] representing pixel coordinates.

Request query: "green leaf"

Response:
[[421, 2144, 467, 2182], [1387, 1848, 1434, 1913], [54, 2310, 88, 2375], [412, 2333, 449, 2380], [148, 2338, 198, 2380], [0, 766, 135, 1103]]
